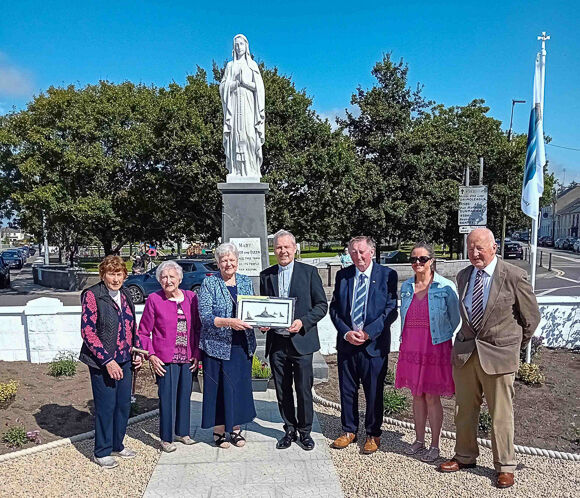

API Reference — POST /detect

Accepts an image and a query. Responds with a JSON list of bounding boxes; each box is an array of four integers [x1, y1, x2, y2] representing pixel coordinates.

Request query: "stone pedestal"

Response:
[[218, 182, 270, 286]]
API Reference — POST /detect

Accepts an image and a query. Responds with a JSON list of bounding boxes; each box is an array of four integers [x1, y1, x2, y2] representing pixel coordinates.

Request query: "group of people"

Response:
[[79, 227, 540, 489]]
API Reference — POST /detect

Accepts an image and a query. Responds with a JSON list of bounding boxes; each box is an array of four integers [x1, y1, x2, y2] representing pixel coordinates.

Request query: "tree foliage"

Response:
[[0, 53, 547, 261]]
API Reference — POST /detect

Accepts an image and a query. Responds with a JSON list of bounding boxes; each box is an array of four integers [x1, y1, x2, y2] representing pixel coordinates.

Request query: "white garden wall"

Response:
[[0, 296, 578, 362]]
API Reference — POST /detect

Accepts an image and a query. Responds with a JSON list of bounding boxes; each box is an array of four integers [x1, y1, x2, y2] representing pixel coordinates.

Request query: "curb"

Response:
[[0, 409, 159, 464]]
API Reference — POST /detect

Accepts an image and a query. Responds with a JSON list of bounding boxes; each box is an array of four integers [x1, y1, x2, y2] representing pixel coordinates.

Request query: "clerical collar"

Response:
[[278, 260, 294, 272]]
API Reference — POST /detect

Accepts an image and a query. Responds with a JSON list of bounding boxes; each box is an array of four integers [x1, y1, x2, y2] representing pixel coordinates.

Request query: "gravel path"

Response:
[[1, 406, 577, 498], [315, 405, 578, 498], [0, 418, 161, 498]]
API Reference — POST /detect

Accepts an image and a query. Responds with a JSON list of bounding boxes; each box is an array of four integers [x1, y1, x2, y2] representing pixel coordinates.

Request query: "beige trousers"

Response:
[[452, 350, 516, 473]]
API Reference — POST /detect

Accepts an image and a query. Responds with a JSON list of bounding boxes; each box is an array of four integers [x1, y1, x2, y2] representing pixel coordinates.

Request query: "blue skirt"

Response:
[[201, 331, 256, 431]]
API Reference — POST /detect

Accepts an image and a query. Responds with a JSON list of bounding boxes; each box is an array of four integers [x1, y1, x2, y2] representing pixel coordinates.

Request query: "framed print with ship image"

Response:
[[237, 295, 295, 328]]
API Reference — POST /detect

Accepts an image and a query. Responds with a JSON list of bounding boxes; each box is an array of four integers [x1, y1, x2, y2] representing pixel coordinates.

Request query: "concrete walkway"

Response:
[[144, 390, 343, 498]]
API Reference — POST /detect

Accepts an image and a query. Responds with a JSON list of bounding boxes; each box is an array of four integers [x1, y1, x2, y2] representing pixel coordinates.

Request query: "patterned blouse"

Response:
[[81, 290, 136, 366], [172, 302, 189, 363]]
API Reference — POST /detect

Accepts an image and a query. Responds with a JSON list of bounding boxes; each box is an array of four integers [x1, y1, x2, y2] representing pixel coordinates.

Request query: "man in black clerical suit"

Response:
[[260, 230, 328, 450]]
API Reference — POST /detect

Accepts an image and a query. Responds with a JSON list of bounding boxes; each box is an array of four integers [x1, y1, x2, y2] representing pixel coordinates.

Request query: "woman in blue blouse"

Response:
[[198, 242, 257, 448]]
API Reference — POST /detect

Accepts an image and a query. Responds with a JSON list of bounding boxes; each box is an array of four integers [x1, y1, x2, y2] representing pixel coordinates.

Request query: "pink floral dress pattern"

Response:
[[81, 290, 139, 366], [171, 302, 189, 363]]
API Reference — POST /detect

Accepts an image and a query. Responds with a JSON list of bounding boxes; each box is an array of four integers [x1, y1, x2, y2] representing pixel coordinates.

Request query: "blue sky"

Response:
[[1, 0, 579, 184]]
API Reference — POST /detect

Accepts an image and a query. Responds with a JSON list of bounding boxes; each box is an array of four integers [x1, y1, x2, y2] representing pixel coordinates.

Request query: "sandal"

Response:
[[230, 429, 246, 447], [405, 440, 425, 455], [213, 432, 230, 449], [421, 446, 440, 462]]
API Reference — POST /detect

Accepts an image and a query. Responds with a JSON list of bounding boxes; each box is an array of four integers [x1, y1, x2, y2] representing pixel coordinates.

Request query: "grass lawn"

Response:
[[79, 260, 136, 272]]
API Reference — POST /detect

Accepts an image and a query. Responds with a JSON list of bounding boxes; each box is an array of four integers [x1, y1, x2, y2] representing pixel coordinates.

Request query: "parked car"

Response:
[[573, 239, 580, 253], [0, 257, 10, 288], [1, 250, 23, 269], [541, 236, 554, 247], [562, 237, 578, 251], [503, 242, 524, 259], [554, 238, 566, 249], [123, 259, 219, 304]]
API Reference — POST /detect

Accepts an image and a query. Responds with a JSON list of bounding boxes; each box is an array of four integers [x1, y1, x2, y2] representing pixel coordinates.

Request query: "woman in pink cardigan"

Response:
[[138, 260, 201, 452]]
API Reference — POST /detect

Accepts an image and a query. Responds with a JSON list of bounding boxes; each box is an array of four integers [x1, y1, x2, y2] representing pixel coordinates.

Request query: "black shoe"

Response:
[[276, 431, 297, 449], [299, 432, 315, 451]]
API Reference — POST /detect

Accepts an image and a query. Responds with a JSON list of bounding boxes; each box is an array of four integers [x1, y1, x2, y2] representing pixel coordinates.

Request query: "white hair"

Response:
[[215, 242, 239, 262], [273, 230, 296, 247], [155, 260, 183, 283]]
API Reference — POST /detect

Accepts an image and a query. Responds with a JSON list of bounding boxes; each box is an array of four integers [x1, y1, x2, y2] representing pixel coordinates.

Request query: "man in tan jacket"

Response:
[[439, 228, 540, 489]]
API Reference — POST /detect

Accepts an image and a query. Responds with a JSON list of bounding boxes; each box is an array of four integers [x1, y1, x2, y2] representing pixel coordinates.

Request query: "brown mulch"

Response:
[[316, 349, 579, 454], [0, 361, 159, 456]]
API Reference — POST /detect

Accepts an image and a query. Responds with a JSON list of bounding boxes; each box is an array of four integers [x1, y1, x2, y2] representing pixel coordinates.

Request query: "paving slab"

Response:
[[144, 390, 343, 497]]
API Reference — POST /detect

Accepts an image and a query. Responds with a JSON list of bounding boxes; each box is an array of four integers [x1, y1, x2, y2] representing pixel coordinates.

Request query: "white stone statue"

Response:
[[219, 34, 265, 183]]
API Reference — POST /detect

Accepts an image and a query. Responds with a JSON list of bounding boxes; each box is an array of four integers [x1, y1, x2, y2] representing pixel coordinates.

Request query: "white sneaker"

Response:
[[112, 448, 137, 459], [161, 441, 177, 453], [93, 455, 119, 469], [175, 435, 195, 445]]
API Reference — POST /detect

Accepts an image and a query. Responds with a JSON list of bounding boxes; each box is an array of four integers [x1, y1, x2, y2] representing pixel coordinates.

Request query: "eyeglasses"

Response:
[[409, 256, 432, 264]]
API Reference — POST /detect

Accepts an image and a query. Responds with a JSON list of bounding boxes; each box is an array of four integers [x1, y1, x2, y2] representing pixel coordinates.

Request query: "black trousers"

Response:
[[269, 335, 314, 435]]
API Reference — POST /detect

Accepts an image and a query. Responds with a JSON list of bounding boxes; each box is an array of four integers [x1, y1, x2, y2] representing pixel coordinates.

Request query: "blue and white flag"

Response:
[[521, 51, 546, 218]]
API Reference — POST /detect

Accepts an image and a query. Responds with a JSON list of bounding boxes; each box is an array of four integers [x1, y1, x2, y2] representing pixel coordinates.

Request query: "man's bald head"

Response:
[[467, 228, 497, 269], [467, 228, 495, 246]]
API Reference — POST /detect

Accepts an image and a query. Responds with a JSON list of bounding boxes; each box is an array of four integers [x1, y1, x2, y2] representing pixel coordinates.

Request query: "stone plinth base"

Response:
[[218, 182, 270, 288]]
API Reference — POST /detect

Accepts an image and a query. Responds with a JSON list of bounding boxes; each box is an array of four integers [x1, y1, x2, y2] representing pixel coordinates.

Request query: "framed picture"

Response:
[[237, 295, 295, 328]]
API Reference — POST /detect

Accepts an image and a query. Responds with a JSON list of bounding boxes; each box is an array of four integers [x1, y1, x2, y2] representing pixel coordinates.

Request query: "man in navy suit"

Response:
[[260, 230, 328, 451], [329, 236, 398, 454]]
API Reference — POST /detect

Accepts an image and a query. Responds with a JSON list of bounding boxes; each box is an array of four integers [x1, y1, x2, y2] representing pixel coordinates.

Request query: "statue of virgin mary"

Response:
[[219, 34, 265, 182]]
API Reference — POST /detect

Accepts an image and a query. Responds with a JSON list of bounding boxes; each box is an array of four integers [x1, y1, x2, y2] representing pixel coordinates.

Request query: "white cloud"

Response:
[[318, 105, 360, 131], [0, 52, 33, 97]]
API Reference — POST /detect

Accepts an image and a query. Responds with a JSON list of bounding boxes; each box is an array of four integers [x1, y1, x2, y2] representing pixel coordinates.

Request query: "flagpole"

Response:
[[526, 32, 550, 363]]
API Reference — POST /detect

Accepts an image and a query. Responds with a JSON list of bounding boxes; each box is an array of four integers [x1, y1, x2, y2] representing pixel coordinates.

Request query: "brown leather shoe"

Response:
[[362, 436, 380, 454], [496, 472, 515, 488], [438, 458, 476, 473], [331, 433, 357, 449]]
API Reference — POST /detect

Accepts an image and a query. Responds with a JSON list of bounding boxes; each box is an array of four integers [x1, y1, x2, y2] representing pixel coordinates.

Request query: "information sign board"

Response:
[[458, 185, 488, 227]]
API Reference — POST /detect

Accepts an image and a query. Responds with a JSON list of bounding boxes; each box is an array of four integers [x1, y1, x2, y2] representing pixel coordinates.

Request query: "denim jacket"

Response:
[[198, 272, 256, 360], [399, 272, 461, 345]]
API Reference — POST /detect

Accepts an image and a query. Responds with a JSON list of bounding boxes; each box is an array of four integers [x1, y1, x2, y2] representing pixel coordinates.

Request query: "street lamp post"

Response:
[[502, 99, 527, 258], [507, 99, 526, 142]]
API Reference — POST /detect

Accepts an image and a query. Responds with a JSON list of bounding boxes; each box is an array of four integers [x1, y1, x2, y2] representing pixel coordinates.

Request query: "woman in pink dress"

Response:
[[395, 243, 460, 462]]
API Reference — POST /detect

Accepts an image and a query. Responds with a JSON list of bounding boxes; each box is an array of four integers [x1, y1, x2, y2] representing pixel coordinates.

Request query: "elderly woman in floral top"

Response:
[[138, 260, 201, 453], [79, 255, 143, 469]]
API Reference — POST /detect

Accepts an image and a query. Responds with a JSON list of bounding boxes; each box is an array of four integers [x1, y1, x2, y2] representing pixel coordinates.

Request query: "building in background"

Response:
[[539, 184, 580, 239]]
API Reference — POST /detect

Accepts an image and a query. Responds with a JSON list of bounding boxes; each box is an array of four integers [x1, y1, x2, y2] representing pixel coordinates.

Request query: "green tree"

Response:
[[339, 53, 431, 257], [408, 100, 504, 256], [5, 81, 160, 261]]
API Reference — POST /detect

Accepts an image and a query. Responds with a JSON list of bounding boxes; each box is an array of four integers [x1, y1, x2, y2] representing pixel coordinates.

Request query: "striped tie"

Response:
[[352, 274, 367, 329], [471, 270, 485, 331]]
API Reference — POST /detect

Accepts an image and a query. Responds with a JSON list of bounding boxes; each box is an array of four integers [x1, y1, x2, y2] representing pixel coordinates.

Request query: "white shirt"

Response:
[[108, 290, 122, 309], [464, 256, 498, 321]]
